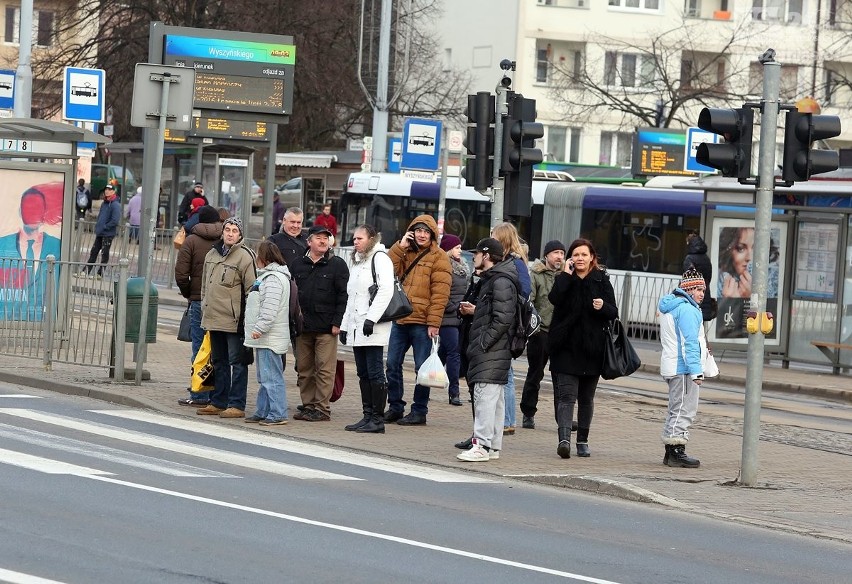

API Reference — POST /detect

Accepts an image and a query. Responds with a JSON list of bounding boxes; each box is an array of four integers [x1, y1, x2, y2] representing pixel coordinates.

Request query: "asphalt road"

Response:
[[1, 386, 849, 584]]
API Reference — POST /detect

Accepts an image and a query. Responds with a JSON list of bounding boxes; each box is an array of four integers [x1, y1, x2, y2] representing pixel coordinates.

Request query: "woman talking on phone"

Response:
[[547, 238, 617, 459]]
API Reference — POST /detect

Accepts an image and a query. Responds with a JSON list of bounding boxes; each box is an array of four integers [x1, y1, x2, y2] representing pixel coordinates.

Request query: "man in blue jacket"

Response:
[[79, 184, 121, 279], [657, 267, 706, 468]]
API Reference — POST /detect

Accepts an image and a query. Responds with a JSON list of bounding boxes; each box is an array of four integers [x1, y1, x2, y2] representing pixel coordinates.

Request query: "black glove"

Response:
[[339, 331, 347, 345], [363, 320, 375, 337]]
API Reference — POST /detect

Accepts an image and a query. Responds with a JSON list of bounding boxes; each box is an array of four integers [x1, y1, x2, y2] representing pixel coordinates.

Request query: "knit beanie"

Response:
[[439, 233, 461, 252], [543, 240, 566, 257], [198, 206, 220, 224], [190, 197, 206, 212], [223, 217, 243, 236], [680, 267, 705, 291]]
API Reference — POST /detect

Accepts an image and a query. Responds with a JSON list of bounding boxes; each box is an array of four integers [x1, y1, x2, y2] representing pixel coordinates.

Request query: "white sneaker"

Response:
[[457, 444, 490, 462], [489, 449, 500, 460]]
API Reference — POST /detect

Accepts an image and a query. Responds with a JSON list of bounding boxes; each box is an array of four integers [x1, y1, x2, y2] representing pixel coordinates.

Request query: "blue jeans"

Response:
[[438, 325, 461, 398], [504, 362, 516, 428], [209, 330, 248, 411], [253, 348, 288, 421], [188, 301, 210, 401], [386, 323, 433, 415], [354, 345, 385, 384]]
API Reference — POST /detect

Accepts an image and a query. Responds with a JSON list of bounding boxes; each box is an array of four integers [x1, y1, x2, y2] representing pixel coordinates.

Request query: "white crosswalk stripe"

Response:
[[0, 408, 360, 481], [0, 447, 111, 477], [0, 394, 41, 398], [96, 409, 497, 483]]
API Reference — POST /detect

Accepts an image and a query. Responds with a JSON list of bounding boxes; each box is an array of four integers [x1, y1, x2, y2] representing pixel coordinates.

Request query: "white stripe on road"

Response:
[[0, 423, 237, 478], [95, 409, 497, 483], [0, 409, 359, 482], [88, 474, 623, 583], [0, 394, 41, 398], [0, 448, 111, 476], [0, 568, 69, 584]]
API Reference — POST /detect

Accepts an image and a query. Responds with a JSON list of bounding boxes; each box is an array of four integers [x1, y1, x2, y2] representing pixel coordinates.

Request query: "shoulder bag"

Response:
[[369, 248, 429, 323], [177, 306, 192, 342], [172, 226, 186, 249], [601, 318, 642, 380]]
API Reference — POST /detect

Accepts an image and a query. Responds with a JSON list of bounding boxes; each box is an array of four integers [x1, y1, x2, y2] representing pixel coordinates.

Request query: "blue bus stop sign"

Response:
[[401, 118, 442, 171], [685, 127, 720, 173], [0, 70, 15, 110], [63, 67, 106, 123]]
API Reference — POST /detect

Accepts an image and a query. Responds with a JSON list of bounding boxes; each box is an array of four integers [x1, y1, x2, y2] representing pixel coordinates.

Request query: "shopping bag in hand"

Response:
[[416, 337, 449, 389]]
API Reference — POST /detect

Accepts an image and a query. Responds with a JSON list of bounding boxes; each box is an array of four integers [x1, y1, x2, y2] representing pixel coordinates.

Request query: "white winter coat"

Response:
[[340, 244, 394, 347], [244, 262, 291, 355]]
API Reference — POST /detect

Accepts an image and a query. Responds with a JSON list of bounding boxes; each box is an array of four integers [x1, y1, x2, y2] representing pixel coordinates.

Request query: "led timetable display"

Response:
[[631, 128, 698, 178]]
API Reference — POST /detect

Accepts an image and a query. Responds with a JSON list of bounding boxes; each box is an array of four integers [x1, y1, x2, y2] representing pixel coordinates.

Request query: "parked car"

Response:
[[91, 164, 136, 199], [250, 180, 263, 212], [274, 177, 302, 208]]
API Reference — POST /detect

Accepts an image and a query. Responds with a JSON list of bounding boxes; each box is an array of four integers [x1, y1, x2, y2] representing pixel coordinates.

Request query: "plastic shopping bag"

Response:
[[416, 337, 449, 389], [191, 332, 215, 393]]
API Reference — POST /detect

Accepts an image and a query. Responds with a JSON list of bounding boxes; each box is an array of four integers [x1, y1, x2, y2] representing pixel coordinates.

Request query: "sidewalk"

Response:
[[1, 285, 850, 545]]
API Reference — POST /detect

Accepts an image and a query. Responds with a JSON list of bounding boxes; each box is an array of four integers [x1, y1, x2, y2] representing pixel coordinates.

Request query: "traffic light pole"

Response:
[[740, 53, 781, 487], [491, 85, 508, 229]]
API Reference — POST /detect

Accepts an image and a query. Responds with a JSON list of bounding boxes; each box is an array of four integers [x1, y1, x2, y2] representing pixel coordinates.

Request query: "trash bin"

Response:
[[121, 277, 157, 343]]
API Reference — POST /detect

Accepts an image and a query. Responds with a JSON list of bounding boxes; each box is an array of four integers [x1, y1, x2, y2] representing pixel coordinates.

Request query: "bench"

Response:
[[811, 341, 852, 374]]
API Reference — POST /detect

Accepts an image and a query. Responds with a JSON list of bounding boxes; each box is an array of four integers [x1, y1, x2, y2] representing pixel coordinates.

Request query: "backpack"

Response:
[[498, 276, 542, 359], [76, 189, 89, 209]]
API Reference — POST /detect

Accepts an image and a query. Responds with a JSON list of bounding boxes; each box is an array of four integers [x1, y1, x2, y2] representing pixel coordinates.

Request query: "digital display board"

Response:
[[160, 30, 295, 116], [189, 116, 269, 141], [631, 128, 698, 178]]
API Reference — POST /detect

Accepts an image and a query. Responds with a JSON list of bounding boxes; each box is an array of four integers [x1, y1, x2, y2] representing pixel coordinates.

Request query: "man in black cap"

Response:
[[457, 237, 519, 462], [520, 239, 565, 429], [289, 224, 349, 421]]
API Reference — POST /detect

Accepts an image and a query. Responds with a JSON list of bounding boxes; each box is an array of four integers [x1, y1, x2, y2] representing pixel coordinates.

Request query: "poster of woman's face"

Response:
[[709, 218, 787, 345]]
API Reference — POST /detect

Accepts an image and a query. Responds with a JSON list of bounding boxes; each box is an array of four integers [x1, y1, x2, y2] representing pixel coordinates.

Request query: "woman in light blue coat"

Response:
[[244, 241, 291, 425], [340, 224, 394, 434]]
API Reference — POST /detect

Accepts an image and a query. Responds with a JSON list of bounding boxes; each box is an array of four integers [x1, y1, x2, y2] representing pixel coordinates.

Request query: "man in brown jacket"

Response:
[[385, 214, 452, 425], [174, 206, 222, 406]]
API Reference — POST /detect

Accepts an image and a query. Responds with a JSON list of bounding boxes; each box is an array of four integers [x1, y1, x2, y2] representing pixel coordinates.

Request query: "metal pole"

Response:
[[740, 52, 780, 486], [115, 258, 128, 381], [136, 73, 174, 385], [264, 123, 279, 238], [436, 127, 449, 237], [369, 0, 392, 172], [42, 255, 56, 370], [491, 86, 508, 229], [13, 0, 33, 118]]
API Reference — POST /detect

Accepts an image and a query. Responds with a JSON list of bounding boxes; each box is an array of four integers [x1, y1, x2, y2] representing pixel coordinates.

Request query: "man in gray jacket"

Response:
[[197, 217, 257, 419], [457, 238, 518, 462]]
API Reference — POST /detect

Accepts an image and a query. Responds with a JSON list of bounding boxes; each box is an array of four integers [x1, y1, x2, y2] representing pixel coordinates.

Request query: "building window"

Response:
[[37, 11, 53, 47], [536, 45, 551, 83], [442, 48, 452, 72], [608, 0, 661, 10], [546, 126, 581, 162], [749, 62, 799, 99], [4, 8, 55, 46], [752, 0, 804, 23], [599, 131, 632, 167], [604, 51, 655, 87], [4, 7, 19, 43], [824, 69, 837, 104]]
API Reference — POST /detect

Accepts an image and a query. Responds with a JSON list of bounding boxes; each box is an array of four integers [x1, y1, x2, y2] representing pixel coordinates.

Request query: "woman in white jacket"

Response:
[[340, 224, 394, 433], [244, 241, 291, 425]]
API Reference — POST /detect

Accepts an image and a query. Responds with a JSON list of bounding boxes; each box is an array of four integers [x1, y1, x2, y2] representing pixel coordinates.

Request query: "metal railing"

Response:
[[609, 270, 680, 341]]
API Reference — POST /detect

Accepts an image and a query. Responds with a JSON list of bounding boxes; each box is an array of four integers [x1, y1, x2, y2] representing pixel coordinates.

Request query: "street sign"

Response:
[[387, 137, 402, 173], [130, 64, 195, 130], [685, 126, 721, 173], [448, 130, 463, 152], [63, 67, 106, 123], [0, 70, 15, 110], [401, 118, 442, 171]]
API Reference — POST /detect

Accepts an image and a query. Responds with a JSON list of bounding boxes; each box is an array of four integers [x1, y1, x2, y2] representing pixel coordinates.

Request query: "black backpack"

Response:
[[498, 277, 542, 359]]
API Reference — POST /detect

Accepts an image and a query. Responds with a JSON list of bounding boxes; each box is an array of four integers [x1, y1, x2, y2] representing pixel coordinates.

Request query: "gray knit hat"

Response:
[[223, 217, 243, 236]]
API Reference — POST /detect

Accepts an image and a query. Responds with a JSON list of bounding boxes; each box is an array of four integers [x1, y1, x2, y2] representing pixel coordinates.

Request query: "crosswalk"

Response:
[[0, 395, 495, 484]]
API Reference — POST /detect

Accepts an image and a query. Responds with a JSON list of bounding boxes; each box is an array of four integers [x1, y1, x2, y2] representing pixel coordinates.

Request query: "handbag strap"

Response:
[[370, 247, 430, 286]]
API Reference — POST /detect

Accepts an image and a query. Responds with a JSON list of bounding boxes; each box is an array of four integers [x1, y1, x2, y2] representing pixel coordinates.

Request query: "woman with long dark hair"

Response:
[[548, 238, 618, 459]]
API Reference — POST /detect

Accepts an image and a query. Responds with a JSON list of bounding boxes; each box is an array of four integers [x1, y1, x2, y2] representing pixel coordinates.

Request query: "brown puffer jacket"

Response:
[[174, 222, 223, 301], [387, 214, 452, 328]]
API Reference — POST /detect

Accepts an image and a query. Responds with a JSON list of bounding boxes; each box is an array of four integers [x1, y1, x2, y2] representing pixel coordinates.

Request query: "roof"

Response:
[[276, 150, 364, 168], [0, 118, 108, 144]]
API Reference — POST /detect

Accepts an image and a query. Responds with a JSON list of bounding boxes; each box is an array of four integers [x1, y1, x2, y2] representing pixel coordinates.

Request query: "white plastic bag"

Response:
[[416, 337, 449, 389]]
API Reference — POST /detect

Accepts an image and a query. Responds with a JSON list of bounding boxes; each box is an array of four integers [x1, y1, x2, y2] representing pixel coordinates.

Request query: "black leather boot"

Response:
[[663, 444, 673, 466], [576, 427, 590, 457], [345, 379, 372, 431], [666, 445, 700, 468], [556, 427, 571, 459], [357, 382, 387, 434]]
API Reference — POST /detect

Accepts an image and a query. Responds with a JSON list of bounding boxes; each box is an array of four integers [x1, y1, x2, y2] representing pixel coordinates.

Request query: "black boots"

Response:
[[345, 379, 372, 431], [356, 381, 387, 434], [557, 427, 571, 459], [576, 427, 591, 457], [664, 444, 700, 468]]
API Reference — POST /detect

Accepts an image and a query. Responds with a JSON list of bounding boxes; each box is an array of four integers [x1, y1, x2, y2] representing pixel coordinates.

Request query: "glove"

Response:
[[339, 331, 347, 345], [362, 320, 375, 337]]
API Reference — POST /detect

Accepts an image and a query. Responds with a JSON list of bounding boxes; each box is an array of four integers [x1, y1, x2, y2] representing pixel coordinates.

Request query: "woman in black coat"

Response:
[[548, 238, 618, 459]]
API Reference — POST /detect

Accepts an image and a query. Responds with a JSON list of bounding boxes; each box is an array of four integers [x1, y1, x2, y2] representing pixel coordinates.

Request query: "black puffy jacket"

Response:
[[548, 268, 618, 377], [289, 251, 349, 333], [465, 259, 518, 385]]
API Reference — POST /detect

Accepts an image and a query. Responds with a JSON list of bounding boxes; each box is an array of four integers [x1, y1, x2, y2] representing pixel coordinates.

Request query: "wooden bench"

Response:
[[811, 341, 852, 374]]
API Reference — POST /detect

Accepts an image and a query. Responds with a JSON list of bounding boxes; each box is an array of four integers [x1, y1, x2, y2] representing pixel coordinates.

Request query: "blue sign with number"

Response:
[[685, 127, 720, 173], [401, 118, 442, 171], [0, 70, 15, 110], [63, 67, 106, 123]]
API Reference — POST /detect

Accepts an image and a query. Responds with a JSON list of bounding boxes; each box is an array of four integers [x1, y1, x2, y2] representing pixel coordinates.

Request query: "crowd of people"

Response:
[[172, 207, 711, 467]]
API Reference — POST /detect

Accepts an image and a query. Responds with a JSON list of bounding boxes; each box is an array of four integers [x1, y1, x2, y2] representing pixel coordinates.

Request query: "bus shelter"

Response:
[[685, 176, 852, 372]]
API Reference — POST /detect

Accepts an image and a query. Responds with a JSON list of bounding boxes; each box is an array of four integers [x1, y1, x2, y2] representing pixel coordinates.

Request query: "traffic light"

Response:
[[501, 94, 543, 216], [461, 91, 495, 192], [695, 107, 754, 180], [781, 111, 841, 182]]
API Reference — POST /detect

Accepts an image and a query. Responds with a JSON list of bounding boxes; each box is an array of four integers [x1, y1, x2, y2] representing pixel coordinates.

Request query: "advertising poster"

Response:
[[0, 170, 65, 320], [709, 217, 788, 345]]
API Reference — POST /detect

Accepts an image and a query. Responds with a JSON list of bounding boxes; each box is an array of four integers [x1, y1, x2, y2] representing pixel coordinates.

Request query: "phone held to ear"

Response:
[[407, 231, 420, 251]]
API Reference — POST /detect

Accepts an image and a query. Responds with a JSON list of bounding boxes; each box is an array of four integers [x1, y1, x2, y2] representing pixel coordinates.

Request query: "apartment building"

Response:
[[435, 0, 852, 167]]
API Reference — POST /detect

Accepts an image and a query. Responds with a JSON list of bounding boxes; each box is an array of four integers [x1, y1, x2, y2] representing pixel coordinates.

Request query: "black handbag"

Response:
[[601, 319, 641, 380], [177, 307, 192, 342], [368, 249, 427, 323]]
